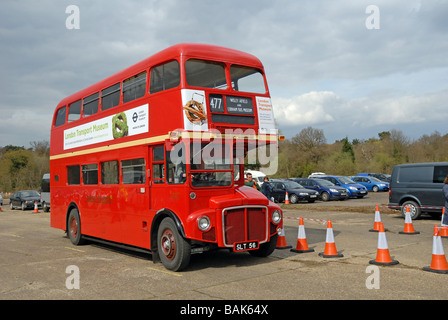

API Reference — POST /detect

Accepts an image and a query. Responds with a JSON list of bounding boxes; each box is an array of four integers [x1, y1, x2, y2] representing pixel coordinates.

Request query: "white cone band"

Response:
[[433, 235, 445, 255], [374, 211, 381, 222], [377, 232, 389, 250], [298, 225, 306, 239], [326, 227, 335, 243], [405, 211, 412, 224]]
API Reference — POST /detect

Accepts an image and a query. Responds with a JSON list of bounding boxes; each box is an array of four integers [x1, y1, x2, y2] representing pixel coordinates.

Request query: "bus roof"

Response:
[[56, 43, 264, 108]]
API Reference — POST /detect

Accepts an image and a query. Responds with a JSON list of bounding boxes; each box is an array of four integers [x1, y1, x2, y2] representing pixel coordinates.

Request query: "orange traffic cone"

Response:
[[33, 201, 39, 213], [284, 192, 290, 204], [276, 227, 292, 249], [369, 222, 399, 266], [422, 225, 448, 274], [399, 205, 420, 234], [291, 217, 314, 253], [440, 208, 448, 238], [369, 205, 387, 232], [319, 220, 343, 258]]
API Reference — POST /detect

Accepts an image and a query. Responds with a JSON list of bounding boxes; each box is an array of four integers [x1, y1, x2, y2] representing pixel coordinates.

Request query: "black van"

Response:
[[388, 162, 448, 219]]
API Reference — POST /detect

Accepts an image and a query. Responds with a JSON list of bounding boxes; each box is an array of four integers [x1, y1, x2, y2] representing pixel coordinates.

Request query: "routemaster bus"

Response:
[[50, 43, 283, 271]]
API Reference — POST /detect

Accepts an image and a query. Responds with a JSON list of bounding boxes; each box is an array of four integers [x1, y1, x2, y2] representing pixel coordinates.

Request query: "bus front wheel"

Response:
[[157, 217, 191, 272], [67, 208, 85, 245]]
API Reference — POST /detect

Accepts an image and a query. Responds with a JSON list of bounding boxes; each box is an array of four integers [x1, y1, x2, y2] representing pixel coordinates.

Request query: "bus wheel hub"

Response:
[[161, 230, 176, 260]]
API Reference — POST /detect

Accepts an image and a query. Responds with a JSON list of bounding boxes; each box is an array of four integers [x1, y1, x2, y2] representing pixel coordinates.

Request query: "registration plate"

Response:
[[234, 241, 259, 252], [310, 195, 317, 198]]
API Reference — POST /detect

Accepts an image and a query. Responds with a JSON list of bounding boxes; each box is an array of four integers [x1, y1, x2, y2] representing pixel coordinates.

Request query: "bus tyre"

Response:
[[249, 234, 278, 257], [67, 209, 85, 245], [157, 217, 191, 272]]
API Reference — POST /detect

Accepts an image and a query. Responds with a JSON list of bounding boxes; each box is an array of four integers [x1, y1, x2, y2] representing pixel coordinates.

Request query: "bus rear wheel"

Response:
[[67, 208, 85, 245], [157, 217, 191, 272]]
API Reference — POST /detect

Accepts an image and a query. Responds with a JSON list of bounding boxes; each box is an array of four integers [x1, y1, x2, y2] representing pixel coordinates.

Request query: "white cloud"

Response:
[[273, 92, 337, 126]]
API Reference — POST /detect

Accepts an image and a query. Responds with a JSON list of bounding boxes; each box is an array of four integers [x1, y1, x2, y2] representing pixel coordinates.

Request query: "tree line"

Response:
[[0, 141, 49, 192], [1, 128, 447, 192], [272, 127, 448, 179]]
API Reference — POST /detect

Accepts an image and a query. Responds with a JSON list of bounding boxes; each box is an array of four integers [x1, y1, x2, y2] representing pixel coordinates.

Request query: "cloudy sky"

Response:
[[1, 0, 447, 147]]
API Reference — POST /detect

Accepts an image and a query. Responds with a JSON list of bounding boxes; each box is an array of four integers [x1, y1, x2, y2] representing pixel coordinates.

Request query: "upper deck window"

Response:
[[101, 83, 121, 111], [230, 65, 266, 94], [54, 106, 66, 127], [68, 100, 82, 122], [123, 71, 147, 103], [150, 60, 180, 94], [185, 59, 227, 90], [83, 92, 99, 117]]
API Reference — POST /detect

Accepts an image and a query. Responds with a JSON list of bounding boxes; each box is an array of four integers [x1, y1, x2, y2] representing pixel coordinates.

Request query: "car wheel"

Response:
[[372, 185, 379, 192], [401, 200, 422, 219], [10, 202, 14, 210], [21, 202, 26, 211], [321, 192, 330, 201], [289, 194, 298, 204]]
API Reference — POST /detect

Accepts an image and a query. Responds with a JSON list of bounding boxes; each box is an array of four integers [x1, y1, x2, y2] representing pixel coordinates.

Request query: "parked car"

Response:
[[311, 175, 368, 198], [351, 176, 389, 192], [9, 190, 42, 211], [358, 173, 391, 183], [388, 162, 448, 219], [269, 179, 319, 203], [0, 193, 3, 206], [291, 178, 349, 201]]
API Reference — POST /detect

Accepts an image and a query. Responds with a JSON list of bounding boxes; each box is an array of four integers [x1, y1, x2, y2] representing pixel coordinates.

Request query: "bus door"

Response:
[[118, 156, 150, 248], [150, 143, 188, 211]]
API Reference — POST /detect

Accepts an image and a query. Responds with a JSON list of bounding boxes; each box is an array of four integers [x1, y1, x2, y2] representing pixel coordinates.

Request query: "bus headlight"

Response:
[[272, 210, 282, 224], [198, 216, 211, 231]]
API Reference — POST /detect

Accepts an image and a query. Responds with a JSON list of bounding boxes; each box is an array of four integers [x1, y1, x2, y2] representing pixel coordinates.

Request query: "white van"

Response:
[[244, 170, 266, 186]]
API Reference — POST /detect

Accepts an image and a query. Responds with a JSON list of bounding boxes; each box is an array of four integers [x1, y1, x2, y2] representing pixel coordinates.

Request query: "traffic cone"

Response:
[[319, 220, 343, 258], [440, 208, 448, 238], [422, 225, 448, 274], [276, 227, 292, 249], [369, 205, 387, 232], [284, 192, 290, 204], [399, 205, 420, 234], [291, 217, 314, 253], [33, 201, 39, 213], [369, 222, 399, 266]]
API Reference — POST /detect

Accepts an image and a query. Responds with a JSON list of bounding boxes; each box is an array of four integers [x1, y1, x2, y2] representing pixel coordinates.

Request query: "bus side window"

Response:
[[101, 83, 121, 111], [152, 146, 165, 184], [54, 106, 66, 127], [123, 71, 147, 103], [82, 164, 98, 185], [101, 160, 119, 184], [150, 60, 180, 94], [67, 165, 80, 185], [83, 92, 99, 117], [122, 158, 145, 184], [166, 143, 186, 184], [68, 100, 81, 122]]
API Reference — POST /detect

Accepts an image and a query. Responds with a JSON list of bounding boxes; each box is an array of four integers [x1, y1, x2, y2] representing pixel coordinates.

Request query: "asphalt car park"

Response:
[[1, 192, 447, 303]]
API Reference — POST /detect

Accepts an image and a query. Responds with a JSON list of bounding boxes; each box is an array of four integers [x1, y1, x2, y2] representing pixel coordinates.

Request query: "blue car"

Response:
[[311, 175, 368, 198], [351, 176, 389, 192], [291, 178, 349, 201]]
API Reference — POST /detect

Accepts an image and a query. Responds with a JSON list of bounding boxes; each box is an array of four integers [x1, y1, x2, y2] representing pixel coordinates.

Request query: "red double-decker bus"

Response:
[[50, 43, 283, 271]]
